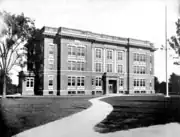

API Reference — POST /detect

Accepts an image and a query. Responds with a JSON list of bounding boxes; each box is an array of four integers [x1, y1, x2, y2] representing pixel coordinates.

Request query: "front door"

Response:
[[108, 80, 117, 94], [108, 84, 113, 93]]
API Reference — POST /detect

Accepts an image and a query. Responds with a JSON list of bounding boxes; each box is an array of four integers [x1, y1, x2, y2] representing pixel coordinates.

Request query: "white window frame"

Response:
[[107, 49, 113, 60], [68, 45, 76, 56], [95, 62, 102, 72], [68, 76, 76, 87], [68, 61, 76, 70], [26, 78, 34, 88], [117, 51, 123, 60], [95, 77, 102, 87], [117, 64, 123, 73], [48, 59, 54, 70], [77, 76, 85, 87], [119, 78, 124, 87], [95, 48, 102, 59], [77, 61, 85, 71], [48, 44, 54, 58], [48, 75, 53, 89], [77, 47, 85, 57], [107, 63, 113, 72]]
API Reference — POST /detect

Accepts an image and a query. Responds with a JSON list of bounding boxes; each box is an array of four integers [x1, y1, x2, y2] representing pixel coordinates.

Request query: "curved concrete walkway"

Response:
[[14, 95, 180, 137], [14, 95, 113, 137]]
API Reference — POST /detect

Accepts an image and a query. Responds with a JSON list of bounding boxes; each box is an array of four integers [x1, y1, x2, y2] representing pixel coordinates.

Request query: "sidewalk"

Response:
[[14, 95, 180, 137]]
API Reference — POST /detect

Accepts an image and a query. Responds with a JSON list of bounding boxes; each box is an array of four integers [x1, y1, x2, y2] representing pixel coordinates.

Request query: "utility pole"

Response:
[[165, 5, 169, 97]]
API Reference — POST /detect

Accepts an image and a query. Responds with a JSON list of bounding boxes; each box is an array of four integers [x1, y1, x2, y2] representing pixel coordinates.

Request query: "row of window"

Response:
[[47, 76, 152, 89], [95, 48, 123, 60], [68, 91, 85, 95], [68, 76, 85, 86], [133, 53, 146, 62], [68, 61, 85, 71], [68, 46, 85, 56], [134, 66, 146, 74], [92, 77, 102, 86], [95, 63, 123, 73], [134, 79, 146, 87], [134, 91, 146, 93]]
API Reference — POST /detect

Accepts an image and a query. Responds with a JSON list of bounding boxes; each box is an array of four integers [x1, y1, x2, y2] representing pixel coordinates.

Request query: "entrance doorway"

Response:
[[108, 80, 117, 93]]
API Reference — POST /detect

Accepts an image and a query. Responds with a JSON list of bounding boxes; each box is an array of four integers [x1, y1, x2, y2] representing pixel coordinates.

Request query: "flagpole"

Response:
[[165, 5, 169, 97]]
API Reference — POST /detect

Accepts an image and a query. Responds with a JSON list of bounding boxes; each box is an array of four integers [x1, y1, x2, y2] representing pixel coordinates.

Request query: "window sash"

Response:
[[107, 50, 112, 59], [68, 46, 76, 55], [117, 65, 123, 73], [95, 77, 101, 86], [95, 63, 101, 72], [107, 64, 112, 72], [96, 49, 102, 58], [119, 78, 123, 86], [48, 76, 53, 86], [117, 52, 123, 60]]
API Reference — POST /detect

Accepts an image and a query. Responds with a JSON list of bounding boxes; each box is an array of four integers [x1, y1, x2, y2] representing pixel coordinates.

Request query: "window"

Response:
[[92, 78, 95, 86], [141, 91, 146, 93], [137, 66, 139, 74], [137, 79, 139, 86], [95, 63, 102, 72], [77, 77, 85, 86], [77, 62, 85, 71], [119, 78, 124, 87], [48, 59, 54, 69], [150, 55, 153, 63], [96, 77, 102, 86], [107, 50, 112, 59], [142, 66, 145, 74], [134, 53, 137, 61], [143, 79, 146, 87], [49, 44, 54, 58], [134, 53, 145, 62], [137, 54, 139, 61], [77, 91, 85, 94], [117, 65, 123, 73], [134, 66, 146, 74], [68, 91, 76, 95], [49, 91, 53, 94], [68, 46, 76, 56], [150, 67, 153, 74], [96, 48, 102, 58], [135, 79, 145, 87], [48, 76, 53, 87], [77, 47, 85, 56], [150, 80, 152, 87], [68, 61, 76, 70], [26, 78, 34, 88], [107, 64, 112, 72], [140, 79, 143, 87], [133, 66, 137, 73], [117, 52, 123, 60], [134, 79, 137, 87], [68, 76, 76, 86], [142, 54, 146, 62]]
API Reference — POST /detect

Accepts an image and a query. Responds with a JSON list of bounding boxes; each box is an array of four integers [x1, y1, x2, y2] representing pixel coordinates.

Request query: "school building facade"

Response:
[[19, 26, 155, 96]]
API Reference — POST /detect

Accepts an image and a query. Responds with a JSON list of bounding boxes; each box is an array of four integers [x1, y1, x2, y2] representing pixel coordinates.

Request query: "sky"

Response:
[[0, 0, 180, 84]]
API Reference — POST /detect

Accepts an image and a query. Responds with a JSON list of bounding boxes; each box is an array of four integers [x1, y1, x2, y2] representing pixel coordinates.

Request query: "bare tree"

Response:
[[0, 11, 35, 98]]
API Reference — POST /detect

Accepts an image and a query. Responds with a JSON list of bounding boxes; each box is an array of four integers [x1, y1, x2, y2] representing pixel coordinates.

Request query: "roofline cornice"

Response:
[[41, 26, 155, 51]]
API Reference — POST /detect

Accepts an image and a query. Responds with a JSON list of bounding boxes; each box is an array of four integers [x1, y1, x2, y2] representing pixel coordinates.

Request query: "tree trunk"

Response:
[[2, 74, 6, 98]]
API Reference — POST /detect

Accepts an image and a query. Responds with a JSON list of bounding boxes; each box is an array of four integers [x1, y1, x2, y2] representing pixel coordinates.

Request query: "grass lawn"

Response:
[[0, 96, 94, 137], [95, 95, 180, 133]]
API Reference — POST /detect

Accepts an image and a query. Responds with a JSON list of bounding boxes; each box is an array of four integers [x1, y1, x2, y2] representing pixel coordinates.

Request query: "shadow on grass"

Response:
[[95, 96, 180, 133]]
